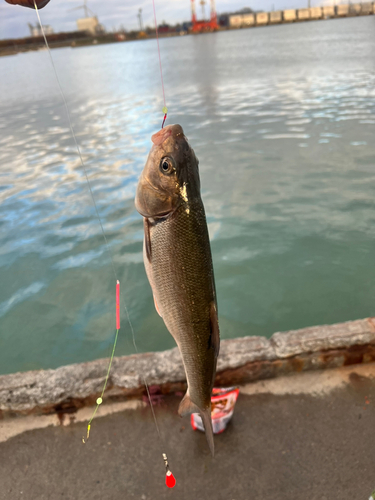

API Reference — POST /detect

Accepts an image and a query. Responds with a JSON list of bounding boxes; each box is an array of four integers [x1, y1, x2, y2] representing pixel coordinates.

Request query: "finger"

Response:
[[4, 0, 50, 9]]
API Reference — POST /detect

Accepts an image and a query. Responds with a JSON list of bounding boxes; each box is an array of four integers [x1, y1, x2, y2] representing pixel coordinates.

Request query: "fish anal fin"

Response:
[[178, 392, 200, 417], [153, 294, 162, 317], [209, 302, 220, 357], [144, 217, 152, 263]]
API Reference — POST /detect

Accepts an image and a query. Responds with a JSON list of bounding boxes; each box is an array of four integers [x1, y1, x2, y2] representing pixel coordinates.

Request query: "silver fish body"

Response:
[[135, 124, 220, 455]]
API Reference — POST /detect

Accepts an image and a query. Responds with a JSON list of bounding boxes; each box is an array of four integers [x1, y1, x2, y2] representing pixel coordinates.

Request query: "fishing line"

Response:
[[83, 326, 119, 442], [33, 1, 175, 487], [152, 0, 168, 128], [82, 280, 120, 443], [34, 1, 117, 282]]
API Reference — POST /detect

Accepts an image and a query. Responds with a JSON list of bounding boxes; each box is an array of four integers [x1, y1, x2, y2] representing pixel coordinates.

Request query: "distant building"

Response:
[[336, 4, 349, 16], [269, 11, 282, 23], [361, 3, 373, 14], [242, 13, 255, 26], [158, 23, 172, 34], [76, 16, 103, 35], [256, 12, 268, 25], [309, 7, 322, 20], [349, 3, 362, 15], [229, 14, 243, 28], [322, 5, 335, 17], [28, 23, 54, 37], [218, 13, 229, 27], [283, 9, 297, 22], [297, 8, 310, 20]]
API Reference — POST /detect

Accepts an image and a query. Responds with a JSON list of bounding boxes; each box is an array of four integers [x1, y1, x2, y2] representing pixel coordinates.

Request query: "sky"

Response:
[[1, 0, 340, 39]]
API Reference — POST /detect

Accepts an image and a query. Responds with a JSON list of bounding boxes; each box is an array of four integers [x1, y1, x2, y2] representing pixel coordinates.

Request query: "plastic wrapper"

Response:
[[191, 386, 240, 434]]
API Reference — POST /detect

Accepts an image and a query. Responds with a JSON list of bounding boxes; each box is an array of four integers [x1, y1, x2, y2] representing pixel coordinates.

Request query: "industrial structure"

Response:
[[68, 0, 103, 35], [191, 0, 218, 32], [27, 23, 53, 37], [137, 8, 144, 32], [229, 2, 375, 29]]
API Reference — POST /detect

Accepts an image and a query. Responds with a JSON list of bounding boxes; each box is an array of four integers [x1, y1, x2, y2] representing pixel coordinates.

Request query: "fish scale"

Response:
[[148, 201, 215, 390]]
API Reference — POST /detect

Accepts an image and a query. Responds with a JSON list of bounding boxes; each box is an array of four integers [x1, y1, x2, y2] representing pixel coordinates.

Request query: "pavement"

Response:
[[1, 363, 375, 500]]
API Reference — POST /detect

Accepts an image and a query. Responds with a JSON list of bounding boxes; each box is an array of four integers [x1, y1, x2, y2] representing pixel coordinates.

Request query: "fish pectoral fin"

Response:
[[178, 392, 200, 417], [209, 302, 220, 358], [153, 294, 162, 317], [144, 217, 152, 263]]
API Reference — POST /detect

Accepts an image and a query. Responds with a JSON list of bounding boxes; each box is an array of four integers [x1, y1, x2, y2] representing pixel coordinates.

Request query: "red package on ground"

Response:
[[191, 386, 240, 434]]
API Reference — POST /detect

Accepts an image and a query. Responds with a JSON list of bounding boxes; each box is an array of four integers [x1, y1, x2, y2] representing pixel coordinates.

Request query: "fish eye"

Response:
[[160, 157, 174, 175]]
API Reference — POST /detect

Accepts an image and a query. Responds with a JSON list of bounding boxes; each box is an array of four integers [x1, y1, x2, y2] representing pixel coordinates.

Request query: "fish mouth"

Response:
[[151, 124, 185, 146], [151, 127, 172, 146]]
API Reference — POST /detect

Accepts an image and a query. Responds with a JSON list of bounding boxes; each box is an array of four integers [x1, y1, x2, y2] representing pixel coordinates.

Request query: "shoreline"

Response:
[[1, 12, 373, 57]]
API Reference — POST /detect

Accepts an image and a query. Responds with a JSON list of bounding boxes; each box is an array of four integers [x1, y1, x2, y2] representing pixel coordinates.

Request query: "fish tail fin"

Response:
[[178, 392, 215, 457], [199, 407, 215, 457]]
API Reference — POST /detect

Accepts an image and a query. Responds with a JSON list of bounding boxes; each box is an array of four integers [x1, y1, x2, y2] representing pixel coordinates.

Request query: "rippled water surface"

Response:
[[1, 17, 375, 375]]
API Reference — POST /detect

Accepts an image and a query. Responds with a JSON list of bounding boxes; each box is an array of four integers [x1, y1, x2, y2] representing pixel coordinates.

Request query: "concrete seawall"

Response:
[[1, 317, 375, 418]]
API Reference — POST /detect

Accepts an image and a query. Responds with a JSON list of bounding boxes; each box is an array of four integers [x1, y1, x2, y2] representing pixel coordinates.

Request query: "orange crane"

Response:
[[191, 0, 218, 32]]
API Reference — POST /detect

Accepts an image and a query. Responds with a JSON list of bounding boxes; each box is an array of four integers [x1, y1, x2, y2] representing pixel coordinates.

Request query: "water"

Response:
[[1, 17, 375, 375]]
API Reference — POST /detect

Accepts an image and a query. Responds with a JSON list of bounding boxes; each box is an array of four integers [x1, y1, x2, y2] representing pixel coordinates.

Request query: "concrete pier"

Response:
[[1, 362, 375, 499], [1, 317, 375, 499]]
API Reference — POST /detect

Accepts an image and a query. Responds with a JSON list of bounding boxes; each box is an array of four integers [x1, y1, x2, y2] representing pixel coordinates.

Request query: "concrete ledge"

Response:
[[1, 317, 375, 417], [272, 317, 375, 357]]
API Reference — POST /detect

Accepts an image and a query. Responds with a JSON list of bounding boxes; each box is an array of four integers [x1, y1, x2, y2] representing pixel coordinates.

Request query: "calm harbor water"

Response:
[[0, 17, 375, 375]]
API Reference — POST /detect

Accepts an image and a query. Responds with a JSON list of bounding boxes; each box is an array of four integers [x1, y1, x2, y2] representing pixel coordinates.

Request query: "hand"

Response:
[[5, 0, 50, 8]]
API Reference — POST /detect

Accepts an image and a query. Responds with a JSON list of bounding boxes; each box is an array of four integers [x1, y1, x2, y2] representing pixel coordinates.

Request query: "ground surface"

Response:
[[1, 364, 375, 500]]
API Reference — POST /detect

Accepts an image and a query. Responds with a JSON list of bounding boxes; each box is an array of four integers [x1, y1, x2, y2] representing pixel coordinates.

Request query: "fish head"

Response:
[[135, 124, 200, 218]]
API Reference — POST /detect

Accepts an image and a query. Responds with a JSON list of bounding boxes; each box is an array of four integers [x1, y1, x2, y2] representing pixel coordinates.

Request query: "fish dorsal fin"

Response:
[[209, 302, 220, 358], [144, 217, 152, 263]]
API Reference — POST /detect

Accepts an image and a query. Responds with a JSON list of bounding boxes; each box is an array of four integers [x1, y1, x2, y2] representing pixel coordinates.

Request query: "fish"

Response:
[[135, 124, 220, 456]]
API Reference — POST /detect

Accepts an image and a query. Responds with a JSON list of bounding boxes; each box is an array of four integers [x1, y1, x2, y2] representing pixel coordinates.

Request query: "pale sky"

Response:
[[0, 0, 338, 40]]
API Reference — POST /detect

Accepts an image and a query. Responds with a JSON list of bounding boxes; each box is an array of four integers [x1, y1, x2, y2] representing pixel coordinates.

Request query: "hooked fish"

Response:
[[135, 124, 220, 456]]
